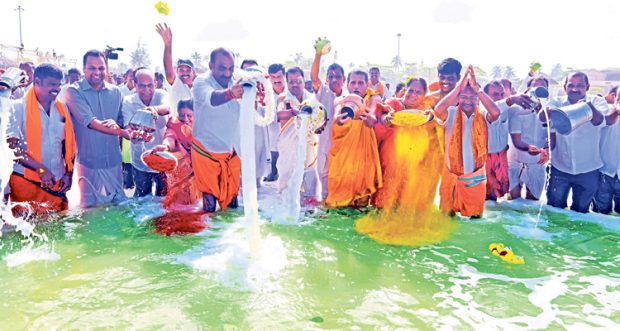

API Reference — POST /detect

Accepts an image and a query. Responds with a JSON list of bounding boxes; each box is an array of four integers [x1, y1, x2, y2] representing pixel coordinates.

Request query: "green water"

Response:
[[0, 200, 618, 330]]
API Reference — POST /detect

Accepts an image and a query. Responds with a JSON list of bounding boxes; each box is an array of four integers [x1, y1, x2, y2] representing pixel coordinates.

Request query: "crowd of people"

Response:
[[2, 23, 620, 223]]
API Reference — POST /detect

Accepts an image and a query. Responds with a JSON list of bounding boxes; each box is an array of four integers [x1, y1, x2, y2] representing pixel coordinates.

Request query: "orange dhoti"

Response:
[[325, 121, 382, 208], [9, 173, 68, 216], [439, 166, 487, 217], [190, 139, 241, 210]]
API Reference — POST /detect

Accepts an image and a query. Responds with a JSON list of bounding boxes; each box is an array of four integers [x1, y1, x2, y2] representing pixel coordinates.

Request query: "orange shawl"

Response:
[[448, 106, 487, 176], [326, 93, 382, 208], [24, 87, 76, 183]]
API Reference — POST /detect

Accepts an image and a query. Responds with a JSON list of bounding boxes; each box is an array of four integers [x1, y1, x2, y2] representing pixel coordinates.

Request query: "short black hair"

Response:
[[369, 67, 380, 73], [268, 63, 285, 75], [209, 47, 235, 64], [608, 85, 618, 95], [241, 59, 258, 69], [483, 80, 504, 94], [177, 99, 193, 111], [564, 71, 590, 87], [499, 78, 512, 89], [395, 82, 405, 94], [437, 58, 462, 79], [82, 49, 106, 67], [527, 77, 549, 88], [67, 68, 81, 75], [406, 77, 428, 93], [285, 66, 304, 80], [34, 63, 63, 81], [154, 72, 164, 80], [327, 63, 345, 76], [347, 69, 368, 83]]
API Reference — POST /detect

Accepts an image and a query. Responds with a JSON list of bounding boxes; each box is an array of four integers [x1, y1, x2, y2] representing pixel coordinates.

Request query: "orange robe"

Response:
[[325, 115, 382, 208], [439, 106, 488, 217], [190, 139, 241, 210]]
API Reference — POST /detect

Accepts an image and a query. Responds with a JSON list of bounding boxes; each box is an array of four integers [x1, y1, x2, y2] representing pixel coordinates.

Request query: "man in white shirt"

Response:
[[118, 69, 135, 98], [264, 63, 287, 182], [191, 48, 244, 213], [369, 67, 389, 99], [546, 72, 614, 213], [593, 90, 620, 214], [483, 80, 511, 200], [156, 23, 195, 118], [122, 68, 170, 197], [310, 46, 346, 201], [507, 77, 555, 200]]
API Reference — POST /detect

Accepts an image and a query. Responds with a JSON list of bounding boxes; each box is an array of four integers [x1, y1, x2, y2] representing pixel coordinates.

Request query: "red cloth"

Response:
[[9, 173, 68, 216], [485, 147, 509, 200]]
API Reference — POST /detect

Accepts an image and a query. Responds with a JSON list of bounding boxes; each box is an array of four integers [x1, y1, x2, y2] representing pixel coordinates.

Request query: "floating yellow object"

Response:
[[154, 1, 170, 16], [390, 111, 429, 128], [489, 243, 524, 264]]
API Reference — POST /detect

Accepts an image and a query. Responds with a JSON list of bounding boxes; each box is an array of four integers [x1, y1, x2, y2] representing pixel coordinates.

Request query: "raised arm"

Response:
[[156, 23, 176, 85], [311, 52, 322, 93]]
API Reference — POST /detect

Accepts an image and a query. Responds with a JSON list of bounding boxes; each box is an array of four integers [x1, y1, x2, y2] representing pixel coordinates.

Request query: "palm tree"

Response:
[[503, 66, 516, 80], [491, 66, 502, 80], [293, 53, 303, 66], [129, 40, 151, 68], [190, 51, 202, 68]]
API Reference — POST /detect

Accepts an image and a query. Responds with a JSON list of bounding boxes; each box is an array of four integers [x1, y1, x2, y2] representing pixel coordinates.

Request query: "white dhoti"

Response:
[[508, 160, 547, 199], [77, 163, 127, 208], [276, 119, 319, 199]]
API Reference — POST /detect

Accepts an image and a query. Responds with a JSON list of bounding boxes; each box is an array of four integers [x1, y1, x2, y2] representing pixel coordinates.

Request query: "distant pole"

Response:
[[396, 33, 401, 59], [15, 5, 24, 49], [396, 33, 402, 71]]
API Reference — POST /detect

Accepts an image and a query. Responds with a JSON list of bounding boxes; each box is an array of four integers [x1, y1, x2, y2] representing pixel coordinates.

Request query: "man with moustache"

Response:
[[483, 80, 511, 200], [275, 67, 323, 203], [325, 69, 382, 208], [122, 68, 170, 197], [6, 63, 76, 215], [65, 49, 132, 208], [264, 63, 287, 182], [311, 45, 346, 201], [156, 23, 195, 117], [191, 48, 244, 213], [435, 66, 501, 218], [546, 72, 614, 213]]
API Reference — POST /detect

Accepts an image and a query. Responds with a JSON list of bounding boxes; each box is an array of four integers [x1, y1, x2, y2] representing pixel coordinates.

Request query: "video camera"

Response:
[[104, 45, 124, 60]]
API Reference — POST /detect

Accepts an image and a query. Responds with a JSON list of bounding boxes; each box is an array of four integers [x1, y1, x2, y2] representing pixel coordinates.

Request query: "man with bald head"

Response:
[[122, 68, 170, 197], [191, 48, 244, 212]]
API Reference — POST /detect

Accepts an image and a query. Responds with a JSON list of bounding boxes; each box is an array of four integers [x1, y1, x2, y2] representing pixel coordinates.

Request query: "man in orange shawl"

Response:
[[434, 65, 501, 218], [326, 69, 382, 208], [6, 64, 76, 216]]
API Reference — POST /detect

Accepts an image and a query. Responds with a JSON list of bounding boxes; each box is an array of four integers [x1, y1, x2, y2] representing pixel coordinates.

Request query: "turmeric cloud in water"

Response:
[[356, 107, 454, 246]]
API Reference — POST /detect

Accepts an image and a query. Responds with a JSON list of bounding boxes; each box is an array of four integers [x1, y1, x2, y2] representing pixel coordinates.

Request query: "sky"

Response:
[[1, 0, 619, 77]]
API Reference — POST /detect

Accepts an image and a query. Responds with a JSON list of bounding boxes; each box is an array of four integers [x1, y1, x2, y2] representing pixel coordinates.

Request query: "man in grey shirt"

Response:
[[65, 49, 132, 208]]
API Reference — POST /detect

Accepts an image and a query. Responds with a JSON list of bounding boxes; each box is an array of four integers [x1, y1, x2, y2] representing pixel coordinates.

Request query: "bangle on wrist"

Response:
[[116, 128, 122, 137], [506, 97, 513, 107]]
